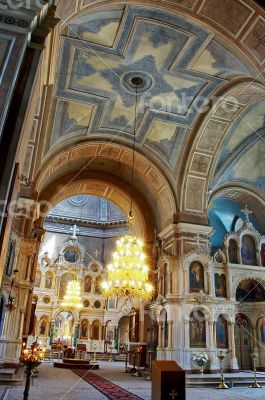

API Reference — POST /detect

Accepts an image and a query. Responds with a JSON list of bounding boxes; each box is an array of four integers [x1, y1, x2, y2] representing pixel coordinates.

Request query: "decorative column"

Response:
[[229, 321, 239, 371], [184, 319, 189, 348], [73, 324, 79, 347], [168, 320, 173, 349], [49, 322, 55, 345], [158, 321, 163, 349], [17, 308, 26, 340], [114, 326, 119, 351], [208, 320, 214, 349]]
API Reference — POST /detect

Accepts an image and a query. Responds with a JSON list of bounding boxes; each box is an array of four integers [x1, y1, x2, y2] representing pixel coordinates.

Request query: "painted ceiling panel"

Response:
[[52, 5, 256, 168], [214, 98, 265, 191], [216, 138, 265, 191]]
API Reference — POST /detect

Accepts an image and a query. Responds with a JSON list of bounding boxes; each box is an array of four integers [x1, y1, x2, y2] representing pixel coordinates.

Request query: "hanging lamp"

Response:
[[62, 279, 82, 310], [102, 77, 153, 300]]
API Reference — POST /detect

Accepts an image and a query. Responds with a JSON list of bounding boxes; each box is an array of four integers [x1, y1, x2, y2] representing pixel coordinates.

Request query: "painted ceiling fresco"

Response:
[[53, 5, 253, 166], [214, 98, 265, 191]]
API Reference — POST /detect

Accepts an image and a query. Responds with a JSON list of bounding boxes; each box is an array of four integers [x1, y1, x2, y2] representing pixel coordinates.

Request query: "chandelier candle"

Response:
[[102, 235, 153, 300]]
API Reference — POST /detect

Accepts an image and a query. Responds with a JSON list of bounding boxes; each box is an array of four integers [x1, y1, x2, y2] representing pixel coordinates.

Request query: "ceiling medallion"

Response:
[[121, 71, 154, 94]]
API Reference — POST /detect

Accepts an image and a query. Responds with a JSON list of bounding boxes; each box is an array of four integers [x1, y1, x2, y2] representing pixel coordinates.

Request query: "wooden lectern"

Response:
[[152, 360, 186, 400]]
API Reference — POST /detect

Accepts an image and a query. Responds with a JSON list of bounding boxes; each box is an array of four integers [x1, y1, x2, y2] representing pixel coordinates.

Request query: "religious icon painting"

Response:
[[241, 235, 257, 266], [80, 319, 89, 339], [189, 261, 204, 293], [236, 280, 265, 302], [39, 316, 48, 336], [215, 274, 227, 298], [64, 246, 79, 263], [45, 272, 53, 289], [84, 275, 92, 293], [189, 310, 206, 348], [228, 239, 239, 264], [216, 315, 228, 348]]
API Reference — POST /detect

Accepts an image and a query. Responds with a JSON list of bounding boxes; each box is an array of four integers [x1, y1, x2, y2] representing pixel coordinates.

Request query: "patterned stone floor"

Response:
[[2, 362, 265, 400]]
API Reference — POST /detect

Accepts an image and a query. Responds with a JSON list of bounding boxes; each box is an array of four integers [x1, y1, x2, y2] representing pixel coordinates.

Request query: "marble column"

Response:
[[229, 322, 239, 370]]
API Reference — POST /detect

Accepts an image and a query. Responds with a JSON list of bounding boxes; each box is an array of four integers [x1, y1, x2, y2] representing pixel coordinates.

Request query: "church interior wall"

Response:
[[0, 0, 265, 376]]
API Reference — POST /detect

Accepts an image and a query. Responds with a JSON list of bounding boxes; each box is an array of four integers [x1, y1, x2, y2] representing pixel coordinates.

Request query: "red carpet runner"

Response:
[[73, 369, 143, 400]]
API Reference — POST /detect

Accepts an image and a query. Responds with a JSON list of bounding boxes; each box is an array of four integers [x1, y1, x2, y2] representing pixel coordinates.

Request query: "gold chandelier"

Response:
[[102, 235, 153, 300], [62, 280, 82, 309]]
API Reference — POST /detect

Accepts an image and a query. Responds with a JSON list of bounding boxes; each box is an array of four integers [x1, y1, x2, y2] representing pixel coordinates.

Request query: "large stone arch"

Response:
[[232, 274, 265, 299], [34, 142, 177, 234], [181, 80, 265, 220], [209, 183, 265, 231]]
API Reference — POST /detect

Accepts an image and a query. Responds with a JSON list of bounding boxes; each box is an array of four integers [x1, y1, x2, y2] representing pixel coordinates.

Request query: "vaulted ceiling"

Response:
[[21, 0, 265, 227]]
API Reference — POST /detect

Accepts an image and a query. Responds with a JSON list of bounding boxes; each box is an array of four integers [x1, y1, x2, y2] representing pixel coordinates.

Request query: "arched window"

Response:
[[189, 262, 204, 293], [189, 310, 206, 348], [34, 271, 41, 288], [91, 320, 100, 340], [84, 276, 92, 293], [228, 239, 239, 264], [216, 315, 228, 348], [241, 235, 257, 265], [95, 276, 102, 294], [45, 272, 53, 289]]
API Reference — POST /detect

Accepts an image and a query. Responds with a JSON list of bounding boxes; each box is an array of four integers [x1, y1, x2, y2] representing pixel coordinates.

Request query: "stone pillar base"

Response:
[[230, 357, 239, 371], [0, 338, 22, 366]]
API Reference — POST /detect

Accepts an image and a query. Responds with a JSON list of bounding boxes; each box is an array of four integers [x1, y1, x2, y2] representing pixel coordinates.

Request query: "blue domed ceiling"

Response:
[[208, 198, 261, 251], [47, 195, 127, 223]]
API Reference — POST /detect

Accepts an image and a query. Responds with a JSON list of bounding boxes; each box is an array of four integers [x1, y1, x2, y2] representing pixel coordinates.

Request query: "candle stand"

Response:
[[21, 341, 45, 400], [217, 351, 229, 390], [131, 352, 137, 374], [250, 353, 262, 388], [124, 352, 129, 373]]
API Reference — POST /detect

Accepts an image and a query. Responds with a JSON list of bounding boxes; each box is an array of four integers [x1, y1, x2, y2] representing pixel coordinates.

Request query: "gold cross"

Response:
[[169, 389, 178, 399]]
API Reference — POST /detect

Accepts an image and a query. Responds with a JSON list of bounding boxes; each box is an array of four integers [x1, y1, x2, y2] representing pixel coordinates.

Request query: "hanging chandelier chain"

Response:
[[130, 84, 138, 216]]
